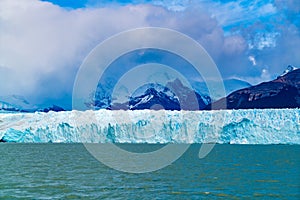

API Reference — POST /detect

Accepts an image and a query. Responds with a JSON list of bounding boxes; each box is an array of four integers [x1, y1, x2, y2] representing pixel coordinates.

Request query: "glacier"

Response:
[[0, 109, 299, 144]]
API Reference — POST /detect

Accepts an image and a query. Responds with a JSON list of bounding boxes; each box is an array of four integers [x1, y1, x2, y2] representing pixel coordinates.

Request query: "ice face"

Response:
[[0, 109, 299, 144]]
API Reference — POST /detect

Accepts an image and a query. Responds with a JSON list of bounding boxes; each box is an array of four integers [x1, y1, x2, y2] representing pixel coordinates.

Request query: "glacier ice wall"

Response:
[[0, 109, 299, 144]]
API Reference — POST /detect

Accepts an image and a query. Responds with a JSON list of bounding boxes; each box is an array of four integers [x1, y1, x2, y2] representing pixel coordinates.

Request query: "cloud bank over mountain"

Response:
[[0, 0, 299, 108]]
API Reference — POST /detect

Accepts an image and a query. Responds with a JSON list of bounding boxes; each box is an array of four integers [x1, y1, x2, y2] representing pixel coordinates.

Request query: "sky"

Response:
[[0, 0, 299, 109]]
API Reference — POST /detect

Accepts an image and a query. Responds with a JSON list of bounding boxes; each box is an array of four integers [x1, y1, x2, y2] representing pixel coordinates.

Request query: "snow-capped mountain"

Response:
[[89, 78, 209, 111], [37, 105, 65, 112], [0, 95, 37, 112], [278, 65, 298, 77], [165, 78, 208, 110], [109, 79, 208, 110], [0, 95, 65, 113], [128, 86, 181, 110], [208, 66, 300, 109], [3, 65, 297, 112], [87, 78, 116, 110]]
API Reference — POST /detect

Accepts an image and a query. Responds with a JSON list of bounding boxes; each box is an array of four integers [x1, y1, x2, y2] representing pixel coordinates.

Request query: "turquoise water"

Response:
[[0, 144, 299, 199]]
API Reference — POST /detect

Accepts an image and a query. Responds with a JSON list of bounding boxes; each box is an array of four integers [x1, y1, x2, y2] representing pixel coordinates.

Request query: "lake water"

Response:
[[0, 144, 299, 199]]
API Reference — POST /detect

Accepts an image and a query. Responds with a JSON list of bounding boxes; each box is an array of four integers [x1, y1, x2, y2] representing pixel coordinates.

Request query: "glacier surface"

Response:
[[0, 109, 299, 144]]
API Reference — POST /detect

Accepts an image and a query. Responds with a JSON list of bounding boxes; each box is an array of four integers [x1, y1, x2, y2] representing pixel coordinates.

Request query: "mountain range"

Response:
[[0, 95, 65, 113], [110, 79, 207, 110], [95, 65, 299, 110], [207, 66, 300, 109], [1, 66, 299, 112]]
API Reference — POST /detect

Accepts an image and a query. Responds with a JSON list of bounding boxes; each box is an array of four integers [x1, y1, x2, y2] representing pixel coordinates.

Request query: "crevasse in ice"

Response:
[[0, 109, 299, 144]]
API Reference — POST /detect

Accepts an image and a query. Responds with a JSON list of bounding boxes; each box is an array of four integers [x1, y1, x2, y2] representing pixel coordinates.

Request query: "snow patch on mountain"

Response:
[[0, 95, 37, 112], [279, 65, 298, 77], [0, 95, 64, 113]]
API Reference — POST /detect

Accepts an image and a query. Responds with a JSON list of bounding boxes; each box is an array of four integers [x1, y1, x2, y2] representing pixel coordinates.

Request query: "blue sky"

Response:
[[0, 0, 299, 108]]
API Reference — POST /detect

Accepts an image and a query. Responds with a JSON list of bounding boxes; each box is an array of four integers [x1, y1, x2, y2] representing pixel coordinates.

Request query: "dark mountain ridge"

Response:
[[1, 66, 299, 112], [110, 79, 208, 110], [206, 67, 300, 110]]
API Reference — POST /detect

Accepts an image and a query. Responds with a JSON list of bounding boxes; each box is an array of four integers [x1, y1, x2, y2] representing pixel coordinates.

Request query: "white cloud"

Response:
[[152, 0, 190, 11], [0, 0, 243, 103], [248, 56, 257, 66], [0, 0, 298, 107], [261, 68, 271, 81], [222, 35, 247, 55], [249, 32, 280, 50], [275, 0, 300, 12], [0, 0, 152, 104]]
